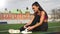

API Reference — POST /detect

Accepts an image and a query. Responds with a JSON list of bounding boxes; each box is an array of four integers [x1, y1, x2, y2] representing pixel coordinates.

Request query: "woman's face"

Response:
[[32, 5, 39, 13]]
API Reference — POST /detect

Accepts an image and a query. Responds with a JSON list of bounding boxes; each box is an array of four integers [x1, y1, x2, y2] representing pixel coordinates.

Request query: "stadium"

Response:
[[0, 0, 60, 34]]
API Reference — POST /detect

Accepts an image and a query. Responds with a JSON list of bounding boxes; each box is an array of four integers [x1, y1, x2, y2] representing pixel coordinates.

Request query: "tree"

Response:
[[51, 8, 60, 21]]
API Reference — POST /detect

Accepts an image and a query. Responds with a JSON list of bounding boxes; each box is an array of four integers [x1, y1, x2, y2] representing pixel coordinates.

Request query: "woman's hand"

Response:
[[27, 26, 35, 31], [24, 25, 27, 28]]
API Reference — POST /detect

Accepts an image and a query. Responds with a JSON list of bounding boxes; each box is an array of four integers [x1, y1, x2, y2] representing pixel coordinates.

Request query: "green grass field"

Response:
[[0, 22, 60, 34]]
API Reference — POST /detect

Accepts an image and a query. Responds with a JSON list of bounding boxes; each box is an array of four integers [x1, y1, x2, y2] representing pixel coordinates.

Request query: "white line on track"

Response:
[[0, 26, 60, 32]]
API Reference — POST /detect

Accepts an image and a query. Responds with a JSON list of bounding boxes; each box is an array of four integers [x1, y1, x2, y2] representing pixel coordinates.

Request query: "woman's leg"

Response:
[[31, 26, 48, 32], [19, 26, 25, 32], [31, 23, 48, 32], [19, 25, 30, 31], [39, 22, 48, 32]]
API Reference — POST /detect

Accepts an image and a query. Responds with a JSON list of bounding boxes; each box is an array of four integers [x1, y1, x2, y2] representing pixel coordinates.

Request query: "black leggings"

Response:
[[19, 22, 48, 32], [20, 15, 48, 32]]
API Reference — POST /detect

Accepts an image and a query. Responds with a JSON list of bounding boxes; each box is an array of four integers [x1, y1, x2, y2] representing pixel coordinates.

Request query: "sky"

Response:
[[0, 0, 60, 14]]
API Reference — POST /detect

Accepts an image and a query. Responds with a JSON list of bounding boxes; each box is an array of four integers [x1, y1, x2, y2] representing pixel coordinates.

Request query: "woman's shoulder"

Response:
[[40, 11, 45, 15]]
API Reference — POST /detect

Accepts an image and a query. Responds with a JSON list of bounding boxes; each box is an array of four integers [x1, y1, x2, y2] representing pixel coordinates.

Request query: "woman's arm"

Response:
[[32, 11, 45, 28]]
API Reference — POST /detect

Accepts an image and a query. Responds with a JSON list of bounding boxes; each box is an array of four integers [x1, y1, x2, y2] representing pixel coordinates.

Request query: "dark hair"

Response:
[[32, 2, 48, 19], [32, 2, 44, 11]]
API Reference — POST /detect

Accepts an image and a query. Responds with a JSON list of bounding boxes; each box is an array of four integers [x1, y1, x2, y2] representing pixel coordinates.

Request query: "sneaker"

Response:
[[8, 29, 20, 33]]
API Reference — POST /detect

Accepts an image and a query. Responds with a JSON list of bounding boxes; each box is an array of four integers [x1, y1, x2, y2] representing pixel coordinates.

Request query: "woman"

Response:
[[20, 2, 48, 32]]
